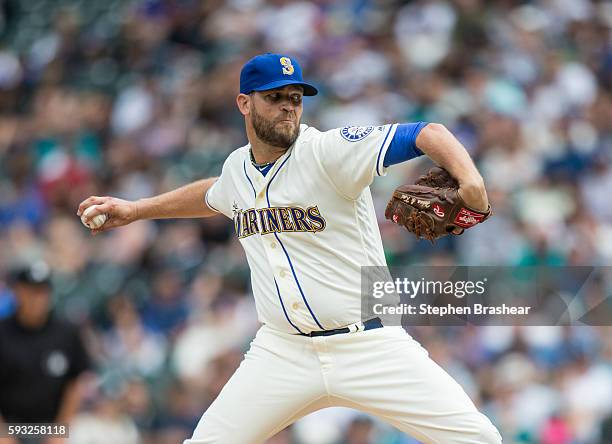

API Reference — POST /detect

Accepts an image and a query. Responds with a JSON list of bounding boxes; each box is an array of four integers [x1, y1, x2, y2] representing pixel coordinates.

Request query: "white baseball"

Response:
[[81, 206, 107, 229]]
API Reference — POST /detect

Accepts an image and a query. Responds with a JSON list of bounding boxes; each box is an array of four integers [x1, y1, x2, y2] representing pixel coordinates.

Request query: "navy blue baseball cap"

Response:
[[240, 53, 318, 96]]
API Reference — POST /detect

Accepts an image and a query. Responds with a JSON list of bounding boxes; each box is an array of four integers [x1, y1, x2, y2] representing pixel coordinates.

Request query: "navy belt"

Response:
[[301, 317, 383, 337]]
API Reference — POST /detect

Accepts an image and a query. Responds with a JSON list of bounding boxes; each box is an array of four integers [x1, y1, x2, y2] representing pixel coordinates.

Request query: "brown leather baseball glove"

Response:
[[385, 167, 492, 242]]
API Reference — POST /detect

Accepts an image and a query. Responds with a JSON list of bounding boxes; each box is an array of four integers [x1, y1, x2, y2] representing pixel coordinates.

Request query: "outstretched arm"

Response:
[[415, 123, 488, 211], [77, 177, 219, 233]]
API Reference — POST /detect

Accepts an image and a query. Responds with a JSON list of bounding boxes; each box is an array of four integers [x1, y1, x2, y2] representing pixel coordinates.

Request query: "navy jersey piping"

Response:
[[204, 188, 221, 213], [274, 278, 304, 334], [375, 125, 394, 176], [244, 156, 306, 333], [243, 159, 256, 197], [266, 153, 325, 330]]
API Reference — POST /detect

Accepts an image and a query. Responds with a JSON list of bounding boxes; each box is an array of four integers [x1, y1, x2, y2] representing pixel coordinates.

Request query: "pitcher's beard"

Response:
[[251, 105, 300, 149]]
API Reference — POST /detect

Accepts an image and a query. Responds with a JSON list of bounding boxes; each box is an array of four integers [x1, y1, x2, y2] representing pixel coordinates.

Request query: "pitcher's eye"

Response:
[[266, 93, 281, 103], [290, 95, 303, 105]]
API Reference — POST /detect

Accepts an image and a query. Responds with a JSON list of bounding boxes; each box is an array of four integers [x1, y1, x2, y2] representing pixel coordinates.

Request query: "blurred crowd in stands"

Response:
[[0, 0, 611, 443]]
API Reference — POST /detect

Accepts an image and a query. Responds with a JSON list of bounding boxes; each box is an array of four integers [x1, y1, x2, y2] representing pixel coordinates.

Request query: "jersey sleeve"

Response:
[[313, 124, 399, 199], [383, 122, 428, 167], [205, 157, 234, 219]]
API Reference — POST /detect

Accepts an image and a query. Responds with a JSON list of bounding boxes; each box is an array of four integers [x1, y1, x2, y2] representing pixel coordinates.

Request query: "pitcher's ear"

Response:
[[236, 93, 250, 116]]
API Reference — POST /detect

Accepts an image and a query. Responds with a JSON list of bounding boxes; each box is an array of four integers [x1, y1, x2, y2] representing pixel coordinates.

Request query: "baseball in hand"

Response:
[[81, 206, 107, 229]]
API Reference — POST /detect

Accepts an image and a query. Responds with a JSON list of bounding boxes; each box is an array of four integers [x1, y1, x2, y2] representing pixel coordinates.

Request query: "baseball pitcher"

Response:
[[78, 54, 501, 444]]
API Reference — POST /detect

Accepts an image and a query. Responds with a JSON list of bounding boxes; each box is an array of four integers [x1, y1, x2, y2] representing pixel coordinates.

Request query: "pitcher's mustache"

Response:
[[275, 117, 296, 124]]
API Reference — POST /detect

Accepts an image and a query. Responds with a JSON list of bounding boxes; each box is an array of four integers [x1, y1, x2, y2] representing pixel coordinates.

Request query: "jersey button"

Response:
[[292, 302, 299, 310], [270, 242, 277, 249], [279, 270, 287, 278]]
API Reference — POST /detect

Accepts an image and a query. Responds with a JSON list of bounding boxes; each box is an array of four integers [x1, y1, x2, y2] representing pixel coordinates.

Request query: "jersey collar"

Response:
[[244, 124, 308, 194]]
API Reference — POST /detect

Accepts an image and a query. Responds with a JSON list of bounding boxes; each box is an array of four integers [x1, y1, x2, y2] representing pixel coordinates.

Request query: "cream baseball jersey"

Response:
[[205, 123, 399, 334]]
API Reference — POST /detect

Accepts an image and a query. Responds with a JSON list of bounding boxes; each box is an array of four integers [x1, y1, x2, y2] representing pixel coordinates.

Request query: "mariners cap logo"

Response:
[[280, 57, 294, 75], [340, 126, 374, 142]]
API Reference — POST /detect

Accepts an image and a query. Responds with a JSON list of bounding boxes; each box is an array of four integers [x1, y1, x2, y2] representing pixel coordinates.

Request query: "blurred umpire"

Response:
[[0, 261, 90, 443]]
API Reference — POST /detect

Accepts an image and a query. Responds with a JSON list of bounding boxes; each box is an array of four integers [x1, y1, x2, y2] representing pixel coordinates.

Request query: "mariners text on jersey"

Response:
[[233, 205, 326, 238]]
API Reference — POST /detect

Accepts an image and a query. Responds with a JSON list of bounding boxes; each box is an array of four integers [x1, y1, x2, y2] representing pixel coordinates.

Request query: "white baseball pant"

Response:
[[184, 325, 502, 444]]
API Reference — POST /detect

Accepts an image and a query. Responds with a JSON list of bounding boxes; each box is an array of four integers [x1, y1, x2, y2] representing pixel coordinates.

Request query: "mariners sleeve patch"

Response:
[[340, 126, 374, 142]]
